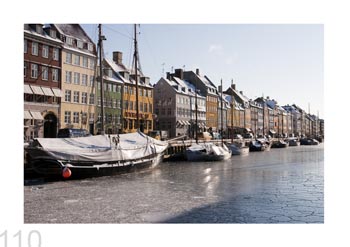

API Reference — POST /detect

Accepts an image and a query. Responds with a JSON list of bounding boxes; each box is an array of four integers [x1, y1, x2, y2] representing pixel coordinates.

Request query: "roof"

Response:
[[54, 24, 93, 43]]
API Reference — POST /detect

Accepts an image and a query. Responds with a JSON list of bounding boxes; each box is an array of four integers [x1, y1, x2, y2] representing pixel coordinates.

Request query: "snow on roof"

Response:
[[54, 24, 92, 43], [24, 28, 62, 45]]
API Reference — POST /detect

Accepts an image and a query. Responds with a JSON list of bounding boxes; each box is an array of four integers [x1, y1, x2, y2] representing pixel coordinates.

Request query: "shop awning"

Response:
[[269, 129, 276, 134], [24, 84, 33, 94], [245, 128, 252, 132], [184, 121, 190, 125], [30, 111, 43, 120], [24, 110, 32, 119], [41, 87, 54, 96], [52, 88, 62, 97], [30, 85, 45, 95]]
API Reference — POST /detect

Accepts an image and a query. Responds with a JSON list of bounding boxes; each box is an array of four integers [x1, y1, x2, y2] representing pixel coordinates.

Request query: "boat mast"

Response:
[[134, 24, 141, 132], [98, 24, 105, 135], [220, 79, 223, 146], [195, 86, 198, 144], [231, 80, 234, 143]]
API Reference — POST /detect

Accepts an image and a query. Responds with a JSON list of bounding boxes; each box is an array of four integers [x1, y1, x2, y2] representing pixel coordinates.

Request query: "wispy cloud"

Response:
[[208, 44, 223, 53]]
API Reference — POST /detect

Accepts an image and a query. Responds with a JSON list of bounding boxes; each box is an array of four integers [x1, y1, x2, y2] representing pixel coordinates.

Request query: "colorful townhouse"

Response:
[[24, 24, 63, 141], [54, 24, 97, 134]]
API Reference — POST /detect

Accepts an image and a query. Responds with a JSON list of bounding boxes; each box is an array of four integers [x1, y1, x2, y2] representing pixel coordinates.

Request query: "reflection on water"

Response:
[[24, 144, 324, 223]]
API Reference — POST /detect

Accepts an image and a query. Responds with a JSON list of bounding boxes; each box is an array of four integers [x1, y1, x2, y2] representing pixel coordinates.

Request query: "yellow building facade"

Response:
[[55, 25, 97, 133], [122, 79, 153, 134]]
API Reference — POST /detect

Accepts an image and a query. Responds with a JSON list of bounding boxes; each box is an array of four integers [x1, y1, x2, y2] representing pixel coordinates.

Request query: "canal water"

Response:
[[24, 143, 324, 223]]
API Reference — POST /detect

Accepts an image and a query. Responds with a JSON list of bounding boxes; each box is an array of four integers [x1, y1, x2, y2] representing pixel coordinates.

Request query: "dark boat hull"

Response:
[[25, 155, 162, 179]]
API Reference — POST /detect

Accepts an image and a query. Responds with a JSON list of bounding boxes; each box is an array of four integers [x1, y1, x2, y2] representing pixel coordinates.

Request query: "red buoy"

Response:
[[62, 167, 72, 179]]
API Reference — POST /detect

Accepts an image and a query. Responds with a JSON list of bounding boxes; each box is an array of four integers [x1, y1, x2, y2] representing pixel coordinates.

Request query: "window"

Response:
[[73, 91, 79, 103], [149, 103, 152, 113], [53, 48, 59, 61], [129, 120, 133, 130], [50, 30, 56, 39], [167, 108, 171, 115], [77, 40, 84, 49], [31, 42, 38, 55], [31, 64, 38, 78], [112, 84, 116, 92], [113, 99, 117, 108], [82, 57, 88, 67], [129, 101, 133, 110], [65, 52, 72, 64], [82, 92, 87, 104], [74, 55, 80, 66], [89, 93, 95, 104], [117, 85, 121, 93], [66, 37, 73, 45], [82, 112, 87, 124], [98, 97, 101, 106], [64, 111, 71, 124], [144, 103, 148, 112], [117, 100, 121, 109], [89, 75, 94, 87], [24, 62, 27, 77], [108, 83, 112, 92], [42, 45, 49, 58], [88, 43, 93, 51], [73, 112, 79, 123], [24, 40, 27, 53], [73, 72, 80, 84], [42, 66, 48, 80], [82, 74, 88, 86], [65, 90, 71, 102], [140, 102, 144, 112], [65, 71, 72, 83], [89, 58, 95, 69], [52, 68, 58, 82]]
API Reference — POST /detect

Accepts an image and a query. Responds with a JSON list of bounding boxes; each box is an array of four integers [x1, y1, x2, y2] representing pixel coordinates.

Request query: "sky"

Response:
[[82, 24, 324, 118]]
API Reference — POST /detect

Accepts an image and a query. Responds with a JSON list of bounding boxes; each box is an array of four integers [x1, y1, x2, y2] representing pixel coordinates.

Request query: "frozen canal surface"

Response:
[[24, 144, 324, 223]]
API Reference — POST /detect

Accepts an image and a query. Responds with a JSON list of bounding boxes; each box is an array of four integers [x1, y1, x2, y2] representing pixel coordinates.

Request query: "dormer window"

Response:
[[88, 43, 93, 51], [66, 37, 73, 45], [50, 30, 56, 38], [77, 40, 84, 49], [36, 25, 43, 34]]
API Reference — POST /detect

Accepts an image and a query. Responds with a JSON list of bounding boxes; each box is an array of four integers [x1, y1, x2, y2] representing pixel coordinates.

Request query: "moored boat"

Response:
[[186, 143, 231, 161], [271, 140, 289, 148], [228, 142, 249, 155], [287, 138, 300, 146], [25, 131, 168, 178], [300, 138, 319, 145]]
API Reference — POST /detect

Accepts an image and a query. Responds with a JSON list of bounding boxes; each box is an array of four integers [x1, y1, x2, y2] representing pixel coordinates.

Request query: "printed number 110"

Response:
[[0, 230, 41, 247]]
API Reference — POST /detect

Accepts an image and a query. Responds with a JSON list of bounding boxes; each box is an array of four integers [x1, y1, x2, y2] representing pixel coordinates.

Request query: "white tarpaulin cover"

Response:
[[30, 131, 168, 162]]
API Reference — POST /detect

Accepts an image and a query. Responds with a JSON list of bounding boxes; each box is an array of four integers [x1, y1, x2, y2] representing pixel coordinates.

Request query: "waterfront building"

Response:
[[24, 24, 63, 141], [224, 84, 251, 134], [250, 100, 264, 137], [108, 52, 154, 134], [54, 24, 97, 134], [154, 75, 206, 138], [224, 94, 245, 137], [218, 85, 229, 136], [171, 69, 219, 132], [96, 58, 124, 134]]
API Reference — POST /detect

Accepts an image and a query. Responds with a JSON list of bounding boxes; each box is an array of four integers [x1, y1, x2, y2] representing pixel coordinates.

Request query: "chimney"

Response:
[[166, 72, 170, 80], [240, 91, 243, 95], [267, 96, 270, 100], [218, 85, 222, 93], [174, 68, 184, 80], [232, 84, 236, 90], [113, 51, 123, 65], [196, 68, 200, 75]]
